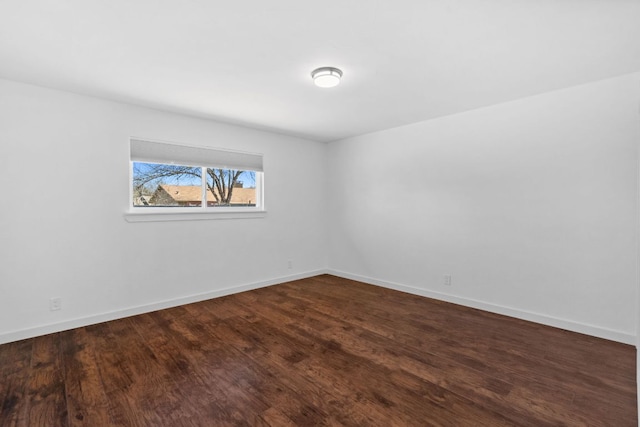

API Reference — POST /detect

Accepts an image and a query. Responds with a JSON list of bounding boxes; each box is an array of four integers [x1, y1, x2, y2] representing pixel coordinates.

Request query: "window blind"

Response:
[[130, 139, 263, 172]]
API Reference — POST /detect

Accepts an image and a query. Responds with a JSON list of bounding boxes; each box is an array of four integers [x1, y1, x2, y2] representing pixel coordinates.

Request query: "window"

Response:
[[127, 139, 264, 220]]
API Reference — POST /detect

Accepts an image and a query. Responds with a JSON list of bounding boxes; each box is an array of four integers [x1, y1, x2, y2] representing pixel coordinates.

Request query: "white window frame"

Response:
[[124, 138, 265, 222]]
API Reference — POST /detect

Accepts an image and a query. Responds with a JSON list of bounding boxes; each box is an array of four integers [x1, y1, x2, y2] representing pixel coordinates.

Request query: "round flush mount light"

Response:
[[311, 66, 343, 88]]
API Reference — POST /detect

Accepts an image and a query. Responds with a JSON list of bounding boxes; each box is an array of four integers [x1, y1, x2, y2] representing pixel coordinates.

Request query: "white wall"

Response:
[[327, 73, 640, 343], [1, 73, 638, 346], [0, 79, 328, 344]]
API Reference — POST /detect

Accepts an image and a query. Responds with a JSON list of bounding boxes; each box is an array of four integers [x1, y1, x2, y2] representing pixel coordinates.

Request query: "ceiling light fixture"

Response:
[[311, 67, 343, 88]]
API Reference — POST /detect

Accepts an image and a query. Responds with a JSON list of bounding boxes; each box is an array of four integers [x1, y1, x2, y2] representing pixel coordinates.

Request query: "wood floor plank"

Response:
[[22, 334, 67, 427], [285, 276, 638, 424], [0, 340, 33, 426], [178, 305, 318, 425], [222, 290, 552, 425], [59, 328, 118, 426], [0, 274, 636, 426], [193, 313, 353, 426], [129, 318, 240, 426]]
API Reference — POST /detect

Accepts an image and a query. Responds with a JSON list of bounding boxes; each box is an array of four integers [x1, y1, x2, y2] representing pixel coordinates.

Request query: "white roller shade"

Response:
[[130, 139, 263, 172]]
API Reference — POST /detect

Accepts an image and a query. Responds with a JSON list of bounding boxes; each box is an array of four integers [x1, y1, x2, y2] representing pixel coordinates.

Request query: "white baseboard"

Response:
[[0, 269, 327, 345], [327, 269, 636, 346], [3, 268, 634, 347]]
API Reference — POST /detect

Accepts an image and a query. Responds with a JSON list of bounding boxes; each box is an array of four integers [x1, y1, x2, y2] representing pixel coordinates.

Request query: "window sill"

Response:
[[124, 209, 267, 223]]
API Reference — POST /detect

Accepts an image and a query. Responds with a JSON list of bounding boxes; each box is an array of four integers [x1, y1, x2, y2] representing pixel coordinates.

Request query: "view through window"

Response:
[[130, 139, 262, 211], [132, 163, 257, 208]]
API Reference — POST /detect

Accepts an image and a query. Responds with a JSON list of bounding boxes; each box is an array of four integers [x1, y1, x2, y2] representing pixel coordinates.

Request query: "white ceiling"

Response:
[[1, 1, 639, 142]]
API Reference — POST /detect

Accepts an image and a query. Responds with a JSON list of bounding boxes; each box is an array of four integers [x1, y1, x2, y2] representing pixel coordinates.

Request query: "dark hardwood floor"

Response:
[[0, 275, 636, 426]]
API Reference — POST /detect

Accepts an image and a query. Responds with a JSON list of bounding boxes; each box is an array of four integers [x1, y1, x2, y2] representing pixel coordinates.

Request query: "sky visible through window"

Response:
[[133, 162, 257, 188]]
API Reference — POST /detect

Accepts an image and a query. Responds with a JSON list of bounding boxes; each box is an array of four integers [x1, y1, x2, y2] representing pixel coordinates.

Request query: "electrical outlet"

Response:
[[287, 260, 292, 269], [444, 275, 452, 286], [49, 297, 62, 311]]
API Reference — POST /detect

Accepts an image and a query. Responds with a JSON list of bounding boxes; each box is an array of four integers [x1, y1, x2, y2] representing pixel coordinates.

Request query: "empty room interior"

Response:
[[1, 1, 640, 426]]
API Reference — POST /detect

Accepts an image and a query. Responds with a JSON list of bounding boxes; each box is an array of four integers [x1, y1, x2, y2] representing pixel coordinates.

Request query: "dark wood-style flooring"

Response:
[[0, 275, 636, 426]]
